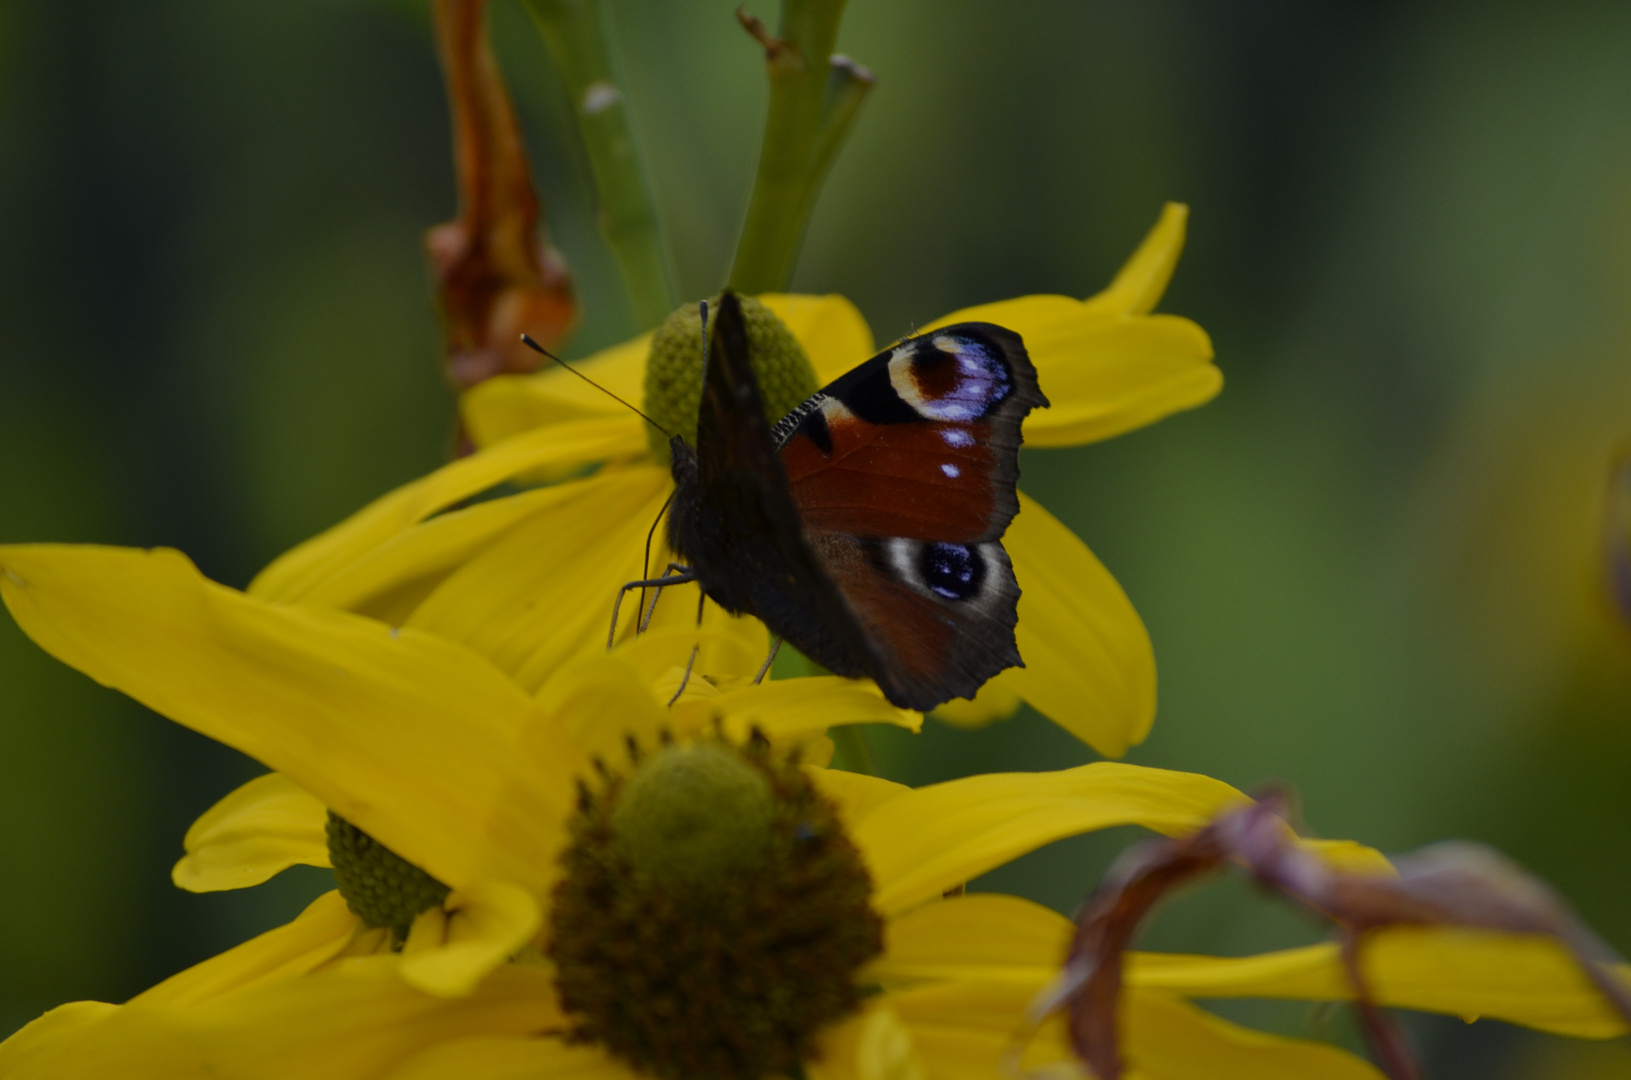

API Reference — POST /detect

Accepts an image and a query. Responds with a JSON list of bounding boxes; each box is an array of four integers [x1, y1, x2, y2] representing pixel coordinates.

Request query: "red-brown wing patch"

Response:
[[781, 413, 1000, 542], [807, 532, 960, 689]]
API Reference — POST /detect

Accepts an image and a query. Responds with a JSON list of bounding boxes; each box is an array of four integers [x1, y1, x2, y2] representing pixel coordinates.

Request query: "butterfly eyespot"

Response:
[[919, 542, 985, 601], [887, 336, 1012, 422]]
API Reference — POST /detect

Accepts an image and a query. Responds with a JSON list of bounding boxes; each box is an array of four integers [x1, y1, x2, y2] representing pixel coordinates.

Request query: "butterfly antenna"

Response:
[[519, 334, 671, 437]]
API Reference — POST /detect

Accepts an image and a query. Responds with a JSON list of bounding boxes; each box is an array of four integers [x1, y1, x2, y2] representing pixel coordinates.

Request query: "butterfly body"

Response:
[[667, 292, 1047, 712]]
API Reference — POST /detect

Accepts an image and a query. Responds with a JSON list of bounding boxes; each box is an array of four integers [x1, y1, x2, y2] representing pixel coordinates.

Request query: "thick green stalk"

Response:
[[522, 0, 677, 329], [728, 0, 874, 294]]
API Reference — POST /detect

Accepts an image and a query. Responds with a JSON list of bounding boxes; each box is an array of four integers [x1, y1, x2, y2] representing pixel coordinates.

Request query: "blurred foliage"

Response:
[[6, 1, 1631, 1075]]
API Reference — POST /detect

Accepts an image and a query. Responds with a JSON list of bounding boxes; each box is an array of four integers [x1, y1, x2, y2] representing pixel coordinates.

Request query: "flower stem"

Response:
[[728, 1, 874, 295], [521, 0, 677, 329]]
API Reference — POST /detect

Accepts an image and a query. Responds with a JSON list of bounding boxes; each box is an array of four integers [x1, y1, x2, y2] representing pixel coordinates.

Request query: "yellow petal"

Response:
[[1130, 927, 1631, 1038], [388, 1037, 632, 1080], [670, 676, 922, 745], [294, 483, 593, 622], [1022, 315, 1219, 447], [5, 957, 558, 1080], [461, 333, 652, 450], [250, 420, 647, 604], [880, 982, 1072, 1080], [760, 293, 877, 383], [0, 544, 574, 896], [611, 623, 771, 690], [398, 880, 543, 998], [855, 763, 1243, 915], [885, 979, 1381, 1080], [809, 1001, 930, 1080], [805, 766, 911, 834], [0, 1002, 121, 1077], [534, 650, 672, 766], [1082, 202, 1190, 318], [173, 772, 329, 893], [923, 205, 1218, 448], [405, 468, 673, 693], [929, 680, 1023, 729], [1124, 993, 1386, 1080], [999, 494, 1155, 756], [877, 893, 1069, 985], [132, 891, 360, 1008]]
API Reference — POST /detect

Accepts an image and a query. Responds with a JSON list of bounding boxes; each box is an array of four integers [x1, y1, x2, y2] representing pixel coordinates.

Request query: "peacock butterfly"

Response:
[[660, 290, 1048, 712]]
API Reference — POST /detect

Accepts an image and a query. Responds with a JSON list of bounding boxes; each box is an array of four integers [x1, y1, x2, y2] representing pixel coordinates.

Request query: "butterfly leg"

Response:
[[640, 562, 695, 633], [664, 590, 709, 707], [753, 637, 782, 685], [608, 566, 696, 649]]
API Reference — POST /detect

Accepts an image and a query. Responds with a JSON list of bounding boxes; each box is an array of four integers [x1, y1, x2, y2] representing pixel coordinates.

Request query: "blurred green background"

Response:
[[5, 0, 1631, 1073]]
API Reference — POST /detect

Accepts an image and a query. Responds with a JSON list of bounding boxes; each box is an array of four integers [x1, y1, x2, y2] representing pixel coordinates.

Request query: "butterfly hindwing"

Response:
[[667, 295, 1048, 712]]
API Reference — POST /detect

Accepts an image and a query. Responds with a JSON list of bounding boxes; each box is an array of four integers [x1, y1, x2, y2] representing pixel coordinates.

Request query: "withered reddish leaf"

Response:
[[429, 0, 576, 392], [1045, 793, 1631, 1080]]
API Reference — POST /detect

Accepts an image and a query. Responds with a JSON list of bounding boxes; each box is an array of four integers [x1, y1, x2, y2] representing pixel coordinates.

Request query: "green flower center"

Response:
[[326, 812, 450, 941], [643, 295, 819, 463], [550, 735, 884, 1080]]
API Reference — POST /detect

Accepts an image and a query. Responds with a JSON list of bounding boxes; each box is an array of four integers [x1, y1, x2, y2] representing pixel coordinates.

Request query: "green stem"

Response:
[[521, 0, 677, 329], [728, 0, 874, 295], [829, 725, 877, 777]]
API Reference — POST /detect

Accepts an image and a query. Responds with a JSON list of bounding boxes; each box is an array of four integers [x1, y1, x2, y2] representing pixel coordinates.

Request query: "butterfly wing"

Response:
[[669, 294, 1048, 712], [770, 325, 1049, 709], [669, 293, 883, 683]]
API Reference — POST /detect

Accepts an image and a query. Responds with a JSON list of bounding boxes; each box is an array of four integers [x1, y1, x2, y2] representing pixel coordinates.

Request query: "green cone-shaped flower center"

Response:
[[550, 735, 884, 1080], [643, 295, 819, 463], [610, 741, 776, 887], [326, 812, 450, 941]]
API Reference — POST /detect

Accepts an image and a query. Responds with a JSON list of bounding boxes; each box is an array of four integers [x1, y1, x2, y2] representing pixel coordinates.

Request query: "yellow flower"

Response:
[[3, 543, 1619, 1079], [248, 204, 1218, 757], [0, 541, 1293, 1077]]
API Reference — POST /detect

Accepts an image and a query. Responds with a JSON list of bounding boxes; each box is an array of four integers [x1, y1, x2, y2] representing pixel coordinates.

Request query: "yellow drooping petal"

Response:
[[1123, 993, 1386, 1080], [133, 891, 360, 1009], [0, 545, 575, 897], [398, 881, 543, 998], [388, 1037, 631, 1080], [759, 293, 877, 383], [999, 493, 1156, 756], [925, 205, 1219, 448], [856, 763, 1243, 915], [806, 767, 911, 834], [2, 956, 558, 1080], [461, 333, 652, 450], [1130, 927, 1631, 1039], [877, 893, 1069, 985], [0, 1003, 120, 1078], [292, 483, 597, 622], [404, 467, 673, 693], [885, 979, 1381, 1080], [251, 420, 647, 604], [173, 772, 329, 893]]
